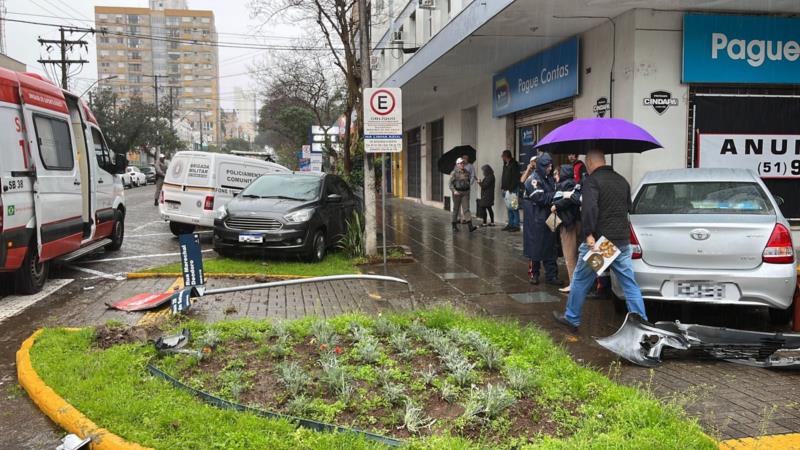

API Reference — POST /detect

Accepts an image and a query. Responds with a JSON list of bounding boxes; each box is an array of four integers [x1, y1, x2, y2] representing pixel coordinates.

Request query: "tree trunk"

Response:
[[359, 0, 377, 256], [342, 107, 352, 175]]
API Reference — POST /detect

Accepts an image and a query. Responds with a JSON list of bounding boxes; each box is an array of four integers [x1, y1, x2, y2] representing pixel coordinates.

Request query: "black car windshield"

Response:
[[633, 182, 775, 215], [241, 174, 321, 201]]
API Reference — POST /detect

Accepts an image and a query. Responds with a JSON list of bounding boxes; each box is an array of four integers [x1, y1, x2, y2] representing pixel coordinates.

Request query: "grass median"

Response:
[[28, 308, 715, 450], [135, 253, 359, 277]]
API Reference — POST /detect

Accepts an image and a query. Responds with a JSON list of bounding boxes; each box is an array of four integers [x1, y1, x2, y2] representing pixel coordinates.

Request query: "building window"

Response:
[[117, 37, 124, 44], [127, 15, 139, 24], [100, 50, 110, 57], [201, 17, 210, 23], [98, 14, 108, 20], [169, 64, 179, 73], [166, 17, 179, 26], [182, 16, 191, 22], [130, 63, 141, 72], [203, 87, 211, 93], [128, 38, 140, 48], [185, 75, 194, 80], [129, 51, 141, 60], [100, 62, 111, 68], [128, 25, 138, 34], [33, 115, 74, 171], [129, 75, 142, 84], [132, 87, 142, 96], [100, 36, 109, 44]]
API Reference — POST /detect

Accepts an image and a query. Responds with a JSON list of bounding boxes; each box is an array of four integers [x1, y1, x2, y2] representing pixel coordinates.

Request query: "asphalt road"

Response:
[[0, 183, 212, 449]]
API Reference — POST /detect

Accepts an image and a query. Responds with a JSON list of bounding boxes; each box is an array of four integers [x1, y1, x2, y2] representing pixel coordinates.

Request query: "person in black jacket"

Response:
[[521, 153, 562, 286], [500, 150, 521, 232], [553, 150, 647, 332], [477, 164, 496, 226], [552, 164, 582, 293]]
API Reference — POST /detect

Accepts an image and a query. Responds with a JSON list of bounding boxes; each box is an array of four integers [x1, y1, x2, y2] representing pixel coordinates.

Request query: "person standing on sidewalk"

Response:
[[450, 158, 478, 232], [461, 154, 477, 223], [552, 150, 647, 332], [500, 150, 521, 232], [477, 164, 496, 227], [153, 153, 167, 206], [521, 153, 562, 286], [552, 164, 582, 293], [568, 153, 588, 183]]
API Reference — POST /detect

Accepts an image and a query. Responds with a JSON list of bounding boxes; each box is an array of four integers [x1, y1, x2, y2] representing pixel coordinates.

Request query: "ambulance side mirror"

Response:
[[114, 153, 128, 174]]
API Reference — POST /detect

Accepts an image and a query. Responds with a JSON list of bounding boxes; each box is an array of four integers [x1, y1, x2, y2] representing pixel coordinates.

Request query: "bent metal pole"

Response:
[[199, 274, 409, 296]]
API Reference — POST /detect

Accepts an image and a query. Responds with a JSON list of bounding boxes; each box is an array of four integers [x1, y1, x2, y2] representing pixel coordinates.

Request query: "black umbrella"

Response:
[[438, 145, 477, 174]]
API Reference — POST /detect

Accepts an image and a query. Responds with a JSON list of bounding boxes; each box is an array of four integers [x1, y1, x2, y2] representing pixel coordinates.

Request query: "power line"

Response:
[[37, 27, 89, 89]]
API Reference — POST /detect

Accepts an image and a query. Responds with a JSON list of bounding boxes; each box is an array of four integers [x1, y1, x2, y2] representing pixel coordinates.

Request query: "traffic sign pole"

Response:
[[382, 154, 387, 269]]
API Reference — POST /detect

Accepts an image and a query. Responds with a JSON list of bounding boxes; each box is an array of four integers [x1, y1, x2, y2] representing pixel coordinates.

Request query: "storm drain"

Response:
[[509, 292, 560, 304]]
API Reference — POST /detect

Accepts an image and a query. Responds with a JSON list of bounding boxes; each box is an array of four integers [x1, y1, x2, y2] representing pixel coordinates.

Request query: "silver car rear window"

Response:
[[632, 182, 774, 215]]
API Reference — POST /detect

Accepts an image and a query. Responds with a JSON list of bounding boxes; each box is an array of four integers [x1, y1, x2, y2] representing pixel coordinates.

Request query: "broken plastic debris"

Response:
[[56, 434, 90, 450]]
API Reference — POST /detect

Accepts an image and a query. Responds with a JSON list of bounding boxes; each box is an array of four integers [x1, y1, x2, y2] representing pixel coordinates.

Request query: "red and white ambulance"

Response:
[[0, 69, 126, 294]]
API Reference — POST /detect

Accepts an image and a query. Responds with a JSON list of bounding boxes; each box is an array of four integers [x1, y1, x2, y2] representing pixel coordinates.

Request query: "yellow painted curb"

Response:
[[16, 329, 153, 450], [719, 433, 800, 449], [136, 277, 183, 327]]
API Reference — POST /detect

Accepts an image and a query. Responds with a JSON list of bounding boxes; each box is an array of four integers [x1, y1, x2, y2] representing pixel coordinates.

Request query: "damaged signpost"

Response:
[[597, 313, 800, 369], [110, 232, 410, 314]]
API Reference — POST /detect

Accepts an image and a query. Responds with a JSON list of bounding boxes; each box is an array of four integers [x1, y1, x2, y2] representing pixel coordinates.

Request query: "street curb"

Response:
[[16, 329, 153, 450], [126, 272, 310, 279], [719, 433, 800, 449]]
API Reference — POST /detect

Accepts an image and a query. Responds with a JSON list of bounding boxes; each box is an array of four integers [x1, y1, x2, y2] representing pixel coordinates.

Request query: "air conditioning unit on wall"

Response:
[[418, 0, 436, 9], [391, 30, 403, 44]]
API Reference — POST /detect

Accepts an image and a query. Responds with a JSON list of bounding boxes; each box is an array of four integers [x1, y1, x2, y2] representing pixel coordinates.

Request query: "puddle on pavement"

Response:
[[509, 292, 560, 304], [436, 272, 479, 280]]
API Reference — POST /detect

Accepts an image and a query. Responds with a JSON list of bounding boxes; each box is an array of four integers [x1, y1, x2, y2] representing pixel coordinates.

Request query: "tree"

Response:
[[253, 52, 345, 171], [92, 90, 183, 157], [224, 137, 251, 152], [250, 0, 360, 176]]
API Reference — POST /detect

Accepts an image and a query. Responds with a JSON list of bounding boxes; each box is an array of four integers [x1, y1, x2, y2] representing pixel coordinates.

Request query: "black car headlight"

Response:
[[284, 208, 314, 223]]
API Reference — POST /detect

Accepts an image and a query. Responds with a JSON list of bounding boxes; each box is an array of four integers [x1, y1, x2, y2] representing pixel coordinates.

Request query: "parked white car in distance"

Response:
[[125, 166, 147, 187]]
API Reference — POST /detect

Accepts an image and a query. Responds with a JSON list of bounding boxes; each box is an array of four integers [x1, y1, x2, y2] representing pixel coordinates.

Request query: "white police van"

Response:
[[0, 69, 126, 293], [159, 151, 288, 235]]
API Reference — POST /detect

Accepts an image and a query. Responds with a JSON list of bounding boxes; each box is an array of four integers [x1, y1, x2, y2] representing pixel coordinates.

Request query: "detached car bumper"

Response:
[[611, 259, 798, 309], [160, 209, 215, 228], [212, 218, 312, 255]]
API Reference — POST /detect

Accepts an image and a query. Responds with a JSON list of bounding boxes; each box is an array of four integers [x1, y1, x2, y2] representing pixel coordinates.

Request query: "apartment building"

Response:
[[372, 0, 800, 223], [94, 0, 220, 147]]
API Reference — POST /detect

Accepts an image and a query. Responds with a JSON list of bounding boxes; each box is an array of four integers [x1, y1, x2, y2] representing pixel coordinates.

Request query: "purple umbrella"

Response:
[[534, 118, 662, 154]]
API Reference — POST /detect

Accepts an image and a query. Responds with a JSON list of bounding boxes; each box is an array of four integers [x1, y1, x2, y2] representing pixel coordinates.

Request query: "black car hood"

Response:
[[226, 197, 317, 215]]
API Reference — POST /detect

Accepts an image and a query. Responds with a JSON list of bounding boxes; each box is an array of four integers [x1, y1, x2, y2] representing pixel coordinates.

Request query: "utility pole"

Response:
[[252, 92, 257, 150], [197, 110, 204, 151], [359, 0, 377, 256], [167, 86, 176, 133], [37, 27, 88, 89]]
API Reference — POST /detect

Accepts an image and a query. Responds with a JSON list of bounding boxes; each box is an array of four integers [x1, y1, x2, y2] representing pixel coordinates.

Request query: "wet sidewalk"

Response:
[[370, 197, 800, 441]]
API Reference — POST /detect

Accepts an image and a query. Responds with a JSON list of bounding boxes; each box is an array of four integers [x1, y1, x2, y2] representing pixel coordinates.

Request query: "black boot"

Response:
[[467, 221, 478, 232], [452, 222, 459, 231]]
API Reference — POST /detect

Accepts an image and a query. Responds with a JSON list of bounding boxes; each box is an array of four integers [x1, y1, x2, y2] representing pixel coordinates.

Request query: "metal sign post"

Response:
[[363, 87, 403, 270]]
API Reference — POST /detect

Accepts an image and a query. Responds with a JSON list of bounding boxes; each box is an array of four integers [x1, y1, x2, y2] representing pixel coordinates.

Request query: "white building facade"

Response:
[[372, 1, 800, 224]]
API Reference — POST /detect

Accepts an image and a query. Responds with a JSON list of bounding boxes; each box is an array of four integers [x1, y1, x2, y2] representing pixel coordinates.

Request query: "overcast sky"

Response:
[[5, 0, 303, 111]]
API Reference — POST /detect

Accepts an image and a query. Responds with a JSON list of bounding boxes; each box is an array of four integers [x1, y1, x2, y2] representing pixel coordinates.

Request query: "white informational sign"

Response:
[[301, 145, 311, 158], [364, 87, 402, 153], [698, 134, 800, 179], [309, 154, 323, 172]]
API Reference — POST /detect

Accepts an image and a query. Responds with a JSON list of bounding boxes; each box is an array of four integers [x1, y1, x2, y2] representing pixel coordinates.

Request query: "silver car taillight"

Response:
[[762, 223, 794, 264], [630, 224, 642, 259]]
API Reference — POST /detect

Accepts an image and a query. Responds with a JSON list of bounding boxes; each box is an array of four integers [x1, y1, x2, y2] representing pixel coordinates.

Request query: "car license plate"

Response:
[[676, 282, 724, 299], [166, 202, 180, 211], [239, 233, 263, 244]]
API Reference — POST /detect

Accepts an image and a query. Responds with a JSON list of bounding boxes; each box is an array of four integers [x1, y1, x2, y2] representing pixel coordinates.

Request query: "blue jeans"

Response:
[[506, 188, 520, 228], [564, 244, 647, 326]]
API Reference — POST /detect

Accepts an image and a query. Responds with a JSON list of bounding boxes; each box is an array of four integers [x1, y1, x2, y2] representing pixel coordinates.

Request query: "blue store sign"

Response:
[[683, 14, 800, 84], [492, 37, 579, 117]]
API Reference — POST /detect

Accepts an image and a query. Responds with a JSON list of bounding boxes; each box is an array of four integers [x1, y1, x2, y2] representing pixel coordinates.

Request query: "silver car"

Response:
[[612, 168, 797, 323]]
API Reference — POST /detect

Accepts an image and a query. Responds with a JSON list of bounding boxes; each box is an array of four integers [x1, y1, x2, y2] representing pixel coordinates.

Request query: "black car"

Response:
[[139, 165, 156, 184], [213, 172, 361, 261]]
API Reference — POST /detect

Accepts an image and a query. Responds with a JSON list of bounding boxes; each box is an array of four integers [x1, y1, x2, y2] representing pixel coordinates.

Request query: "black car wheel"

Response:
[[169, 221, 196, 236], [768, 305, 793, 325], [305, 230, 326, 262]]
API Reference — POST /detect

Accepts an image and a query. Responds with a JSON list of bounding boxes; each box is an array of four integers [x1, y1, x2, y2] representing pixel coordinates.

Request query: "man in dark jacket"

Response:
[[500, 150, 521, 231], [553, 150, 647, 331]]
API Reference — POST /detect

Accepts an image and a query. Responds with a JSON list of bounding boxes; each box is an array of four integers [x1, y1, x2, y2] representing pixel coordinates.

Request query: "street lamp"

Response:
[[79, 75, 119, 97]]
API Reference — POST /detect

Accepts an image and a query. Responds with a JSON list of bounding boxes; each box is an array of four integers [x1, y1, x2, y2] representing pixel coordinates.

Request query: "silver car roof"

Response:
[[638, 168, 760, 184]]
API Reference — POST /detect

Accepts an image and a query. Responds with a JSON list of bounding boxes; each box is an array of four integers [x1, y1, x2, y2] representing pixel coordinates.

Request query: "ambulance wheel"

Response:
[[15, 241, 49, 295], [105, 210, 125, 251], [170, 221, 195, 236]]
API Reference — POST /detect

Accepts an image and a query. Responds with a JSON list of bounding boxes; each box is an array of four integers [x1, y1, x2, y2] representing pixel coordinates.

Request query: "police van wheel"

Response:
[[105, 210, 125, 251], [169, 221, 195, 236], [15, 241, 49, 295]]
